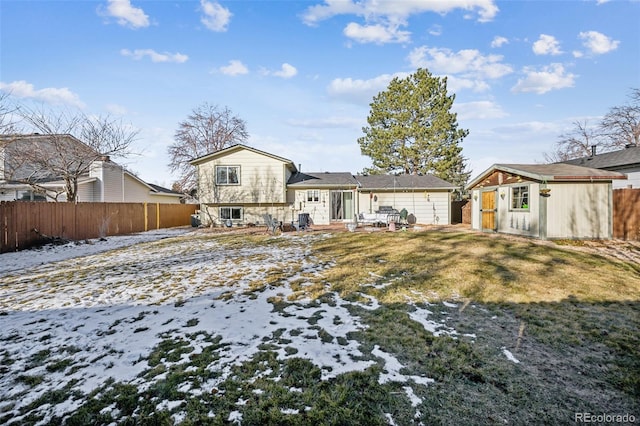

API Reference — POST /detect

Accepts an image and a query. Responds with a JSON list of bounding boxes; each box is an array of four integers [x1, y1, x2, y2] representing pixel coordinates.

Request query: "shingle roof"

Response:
[[467, 163, 627, 189], [561, 146, 640, 170], [356, 174, 457, 190], [287, 172, 358, 187], [147, 183, 182, 195]]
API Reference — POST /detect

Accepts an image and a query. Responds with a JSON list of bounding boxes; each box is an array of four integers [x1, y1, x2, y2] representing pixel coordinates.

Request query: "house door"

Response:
[[481, 190, 497, 231], [331, 191, 354, 221]]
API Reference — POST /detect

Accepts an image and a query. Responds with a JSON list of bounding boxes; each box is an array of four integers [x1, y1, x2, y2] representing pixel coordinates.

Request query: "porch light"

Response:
[[540, 179, 551, 197]]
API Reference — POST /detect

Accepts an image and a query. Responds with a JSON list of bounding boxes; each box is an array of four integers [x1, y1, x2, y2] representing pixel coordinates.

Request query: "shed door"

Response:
[[481, 190, 497, 231]]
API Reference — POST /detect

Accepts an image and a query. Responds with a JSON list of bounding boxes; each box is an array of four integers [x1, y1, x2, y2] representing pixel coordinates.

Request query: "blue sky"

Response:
[[1, 0, 639, 188]]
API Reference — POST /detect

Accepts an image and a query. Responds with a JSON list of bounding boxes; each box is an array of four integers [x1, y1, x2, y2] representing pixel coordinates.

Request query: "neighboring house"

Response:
[[467, 163, 627, 239], [561, 145, 640, 189], [190, 144, 457, 226], [0, 134, 182, 203]]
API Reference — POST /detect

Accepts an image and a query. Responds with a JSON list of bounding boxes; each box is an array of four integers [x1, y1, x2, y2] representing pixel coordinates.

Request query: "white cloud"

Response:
[[275, 63, 298, 78], [219, 60, 249, 76], [302, 0, 499, 26], [408, 46, 513, 79], [343, 22, 410, 44], [454, 101, 507, 120], [511, 63, 576, 94], [428, 25, 442, 36], [302, 0, 498, 45], [286, 116, 362, 129], [578, 31, 619, 55], [105, 103, 128, 115], [200, 0, 232, 32], [261, 63, 298, 79], [445, 76, 491, 93], [327, 72, 408, 104], [490, 36, 508, 48], [102, 0, 150, 29], [0, 80, 85, 108], [120, 49, 188, 63], [532, 34, 562, 56]]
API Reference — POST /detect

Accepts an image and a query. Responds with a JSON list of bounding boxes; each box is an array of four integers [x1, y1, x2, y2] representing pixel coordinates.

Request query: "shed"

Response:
[[467, 164, 627, 239]]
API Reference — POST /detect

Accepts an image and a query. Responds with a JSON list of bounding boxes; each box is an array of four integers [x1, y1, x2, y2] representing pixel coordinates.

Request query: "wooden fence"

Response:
[[451, 200, 470, 224], [0, 201, 198, 253], [613, 188, 640, 241]]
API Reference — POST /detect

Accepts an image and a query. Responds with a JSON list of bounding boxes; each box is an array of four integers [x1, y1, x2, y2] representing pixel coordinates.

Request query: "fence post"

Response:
[[156, 202, 160, 229], [144, 202, 148, 232]]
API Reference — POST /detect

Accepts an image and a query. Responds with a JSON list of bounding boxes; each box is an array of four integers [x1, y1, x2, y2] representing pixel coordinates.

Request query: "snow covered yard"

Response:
[[0, 229, 457, 425], [1, 228, 638, 424]]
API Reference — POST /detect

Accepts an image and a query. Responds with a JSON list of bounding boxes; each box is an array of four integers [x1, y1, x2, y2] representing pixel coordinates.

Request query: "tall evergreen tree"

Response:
[[358, 68, 470, 188]]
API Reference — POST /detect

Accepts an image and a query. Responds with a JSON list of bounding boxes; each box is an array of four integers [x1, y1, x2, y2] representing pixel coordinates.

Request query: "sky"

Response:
[[1, 0, 639, 189]]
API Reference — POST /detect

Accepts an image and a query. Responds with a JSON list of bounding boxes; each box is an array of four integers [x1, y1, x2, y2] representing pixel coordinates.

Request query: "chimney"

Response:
[[298, 163, 301, 172], [590, 145, 596, 157]]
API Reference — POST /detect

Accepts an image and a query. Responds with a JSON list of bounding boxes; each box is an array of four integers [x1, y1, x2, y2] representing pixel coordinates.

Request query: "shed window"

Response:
[[511, 185, 529, 210], [307, 190, 320, 202], [220, 207, 243, 221], [216, 166, 240, 185]]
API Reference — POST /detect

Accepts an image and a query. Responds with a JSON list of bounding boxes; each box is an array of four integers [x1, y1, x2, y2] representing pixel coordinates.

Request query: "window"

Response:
[[511, 185, 529, 210], [17, 190, 46, 201], [220, 207, 243, 221], [307, 190, 320, 202], [216, 166, 240, 185]]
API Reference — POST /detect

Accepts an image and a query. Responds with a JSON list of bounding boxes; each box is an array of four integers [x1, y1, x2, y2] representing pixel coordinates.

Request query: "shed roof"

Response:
[[561, 145, 640, 170], [467, 163, 627, 189], [287, 172, 358, 187], [356, 174, 457, 190]]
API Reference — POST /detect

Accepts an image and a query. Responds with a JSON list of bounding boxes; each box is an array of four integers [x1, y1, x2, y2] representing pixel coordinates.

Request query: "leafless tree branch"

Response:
[[3, 105, 139, 202], [168, 103, 248, 193]]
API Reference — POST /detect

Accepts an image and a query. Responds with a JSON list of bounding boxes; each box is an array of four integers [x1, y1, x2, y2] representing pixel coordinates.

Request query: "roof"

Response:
[[190, 144, 297, 171], [287, 172, 457, 190], [356, 174, 457, 190], [287, 172, 358, 187], [467, 163, 627, 189], [148, 183, 183, 196], [561, 145, 640, 170], [123, 171, 183, 198]]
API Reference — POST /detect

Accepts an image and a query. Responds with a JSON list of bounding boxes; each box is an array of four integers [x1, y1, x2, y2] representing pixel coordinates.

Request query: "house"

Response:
[[467, 163, 627, 239], [356, 174, 457, 225], [0, 134, 183, 203], [190, 144, 297, 225], [190, 144, 458, 227], [561, 145, 640, 189]]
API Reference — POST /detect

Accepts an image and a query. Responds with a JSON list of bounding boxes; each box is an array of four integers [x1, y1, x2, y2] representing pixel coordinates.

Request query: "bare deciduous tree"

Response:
[[0, 92, 21, 135], [600, 87, 640, 149], [168, 103, 249, 193], [545, 88, 639, 162], [543, 119, 603, 163], [3, 105, 138, 202]]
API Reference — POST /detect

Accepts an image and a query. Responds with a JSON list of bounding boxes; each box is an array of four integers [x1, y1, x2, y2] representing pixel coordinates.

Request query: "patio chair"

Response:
[[262, 214, 280, 234], [399, 208, 409, 225]]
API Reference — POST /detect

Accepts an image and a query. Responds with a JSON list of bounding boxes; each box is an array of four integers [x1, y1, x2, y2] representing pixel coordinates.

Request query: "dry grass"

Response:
[[310, 230, 640, 304]]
